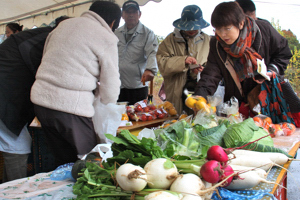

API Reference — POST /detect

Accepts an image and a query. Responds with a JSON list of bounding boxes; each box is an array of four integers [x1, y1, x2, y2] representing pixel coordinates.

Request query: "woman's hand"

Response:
[[252, 72, 273, 84]]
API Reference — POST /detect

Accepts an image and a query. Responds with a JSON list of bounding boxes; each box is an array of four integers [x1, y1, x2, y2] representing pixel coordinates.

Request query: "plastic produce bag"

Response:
[[50, 163, 75, 181], [218, 97, 243, 123], [92, 96, 125, 143]]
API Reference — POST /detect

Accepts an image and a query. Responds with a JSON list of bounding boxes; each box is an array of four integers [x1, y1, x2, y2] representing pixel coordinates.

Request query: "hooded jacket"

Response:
[[194, 19, 292, 104], [31, 11, 120, 117], [157, 29, 210, 113]]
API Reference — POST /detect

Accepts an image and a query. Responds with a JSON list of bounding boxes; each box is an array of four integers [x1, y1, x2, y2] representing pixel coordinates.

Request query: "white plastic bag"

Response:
[[92, 96, 125, 144]]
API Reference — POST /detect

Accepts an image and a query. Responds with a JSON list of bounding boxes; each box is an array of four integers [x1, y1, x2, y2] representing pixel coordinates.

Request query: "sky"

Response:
[[119, 0, 300, 40]]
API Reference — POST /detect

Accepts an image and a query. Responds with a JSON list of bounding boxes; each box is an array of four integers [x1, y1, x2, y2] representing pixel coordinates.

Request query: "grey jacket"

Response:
[[115, 21, 158, 89]]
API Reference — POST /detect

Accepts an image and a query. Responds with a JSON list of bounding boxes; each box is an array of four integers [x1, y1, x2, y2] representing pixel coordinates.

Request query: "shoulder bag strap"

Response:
[[225, 56, 244, 97]]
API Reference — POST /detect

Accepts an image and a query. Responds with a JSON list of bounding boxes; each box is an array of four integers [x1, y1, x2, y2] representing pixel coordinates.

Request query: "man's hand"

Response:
[[185, 56, 197, 65], [141, 70, 154, 85]]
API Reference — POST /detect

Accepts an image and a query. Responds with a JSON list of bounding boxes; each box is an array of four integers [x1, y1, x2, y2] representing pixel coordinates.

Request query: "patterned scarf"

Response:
[[216, 17, 262, 81]]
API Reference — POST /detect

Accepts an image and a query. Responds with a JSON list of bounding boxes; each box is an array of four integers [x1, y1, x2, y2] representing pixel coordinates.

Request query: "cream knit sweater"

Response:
[[31, 11, 121, 117]]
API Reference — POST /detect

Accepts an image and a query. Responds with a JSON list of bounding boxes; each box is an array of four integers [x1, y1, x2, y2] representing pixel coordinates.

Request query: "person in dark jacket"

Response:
[[194, 1, 292, 117], [0, 16, 69, 182]]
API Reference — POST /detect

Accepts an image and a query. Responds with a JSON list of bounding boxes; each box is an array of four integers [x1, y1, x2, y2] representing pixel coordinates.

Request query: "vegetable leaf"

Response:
[[163, 159, 175, 169]]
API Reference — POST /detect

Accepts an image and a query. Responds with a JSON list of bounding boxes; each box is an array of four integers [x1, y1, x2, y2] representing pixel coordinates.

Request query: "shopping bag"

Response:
[[158, 81, 166, 101], [258, 72, 295, 125], [92, 96, 125, 144]]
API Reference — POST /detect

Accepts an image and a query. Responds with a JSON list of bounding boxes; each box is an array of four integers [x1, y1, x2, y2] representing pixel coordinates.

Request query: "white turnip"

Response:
[[170, 173, 205, 195], [207, 145, 228, 163], [144, 191, 182, 200], [230, 164, 267, 179], [115, 163, 147, 191], [225, 170, 276, 190], [144, 158, 178, 189], [231, 149, 296, 165], [200, 160, 222, 183], [228, 155, 273, 171]]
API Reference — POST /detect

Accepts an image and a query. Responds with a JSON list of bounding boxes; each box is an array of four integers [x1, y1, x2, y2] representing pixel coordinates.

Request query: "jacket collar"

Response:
[[120, 21, 144, 34], [173, 28, 205, 43]]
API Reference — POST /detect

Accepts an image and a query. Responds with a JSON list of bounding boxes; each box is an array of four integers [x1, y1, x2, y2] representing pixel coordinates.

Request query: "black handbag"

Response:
[[279, 75, 300, 113]]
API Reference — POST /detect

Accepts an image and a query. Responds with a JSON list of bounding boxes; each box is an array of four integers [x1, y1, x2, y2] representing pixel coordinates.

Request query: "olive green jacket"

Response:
[[157, 28, 210, 113]]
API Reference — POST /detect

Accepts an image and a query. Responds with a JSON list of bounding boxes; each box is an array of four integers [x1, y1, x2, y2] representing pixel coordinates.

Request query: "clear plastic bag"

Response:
[[218, 96, 243, 123]]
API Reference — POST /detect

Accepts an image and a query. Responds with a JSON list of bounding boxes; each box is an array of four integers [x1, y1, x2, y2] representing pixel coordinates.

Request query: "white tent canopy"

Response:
[[0, 0, 161, 34]]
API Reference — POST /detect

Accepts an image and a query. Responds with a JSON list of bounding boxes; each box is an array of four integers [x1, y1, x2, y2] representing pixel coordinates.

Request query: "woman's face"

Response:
[[214, 22, 244, 45], [5, 26, 17, 38]]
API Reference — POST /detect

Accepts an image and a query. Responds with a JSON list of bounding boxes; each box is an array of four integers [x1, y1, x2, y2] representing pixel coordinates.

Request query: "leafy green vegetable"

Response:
[[105, 130, 166, 168], [250, 127, 274, 147], [236, 141, 292, 158], [196, 124, 227, 147], [223, 118, 259, 148]]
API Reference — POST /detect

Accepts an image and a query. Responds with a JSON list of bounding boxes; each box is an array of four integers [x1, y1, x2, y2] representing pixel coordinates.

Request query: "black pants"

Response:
[[34, 104, 97, 167], [118, 87, 148, 105]]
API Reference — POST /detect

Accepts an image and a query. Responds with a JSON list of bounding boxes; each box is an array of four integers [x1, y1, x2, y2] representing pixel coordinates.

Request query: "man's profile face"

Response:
[[122, 7, 141, 28], [245, 11, 257, 20]]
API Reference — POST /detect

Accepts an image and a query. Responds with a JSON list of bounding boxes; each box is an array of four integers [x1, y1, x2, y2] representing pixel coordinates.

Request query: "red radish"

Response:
[[207, 145, 228, 163], [200, 160, 222, 183], [220, 164, 234, 187]]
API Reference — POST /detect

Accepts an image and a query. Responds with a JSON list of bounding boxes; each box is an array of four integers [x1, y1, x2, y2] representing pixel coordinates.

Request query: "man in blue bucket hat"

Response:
[[157, 5, 211, 114]]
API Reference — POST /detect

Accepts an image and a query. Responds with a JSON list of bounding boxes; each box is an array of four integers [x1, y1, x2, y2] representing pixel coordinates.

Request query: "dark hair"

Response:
[[54, 15, 71, 28], [236, 0, 256, 13], [211, 2, 246, 29], [89, 1, 121, 31], [6, 23, 23, 33]]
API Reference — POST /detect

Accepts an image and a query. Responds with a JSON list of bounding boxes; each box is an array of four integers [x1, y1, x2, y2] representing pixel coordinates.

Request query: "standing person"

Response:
[[236, 0, 257, 19], [0, 17, 69, 182], [5, 23, 23, 38], [156, 5, 210, 114], [194, 2, 292, 119], [115, 0, 158, 105], [30, 1, 121, 167]]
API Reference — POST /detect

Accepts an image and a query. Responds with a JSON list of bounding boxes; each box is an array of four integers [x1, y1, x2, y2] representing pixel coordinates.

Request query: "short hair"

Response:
[[89, 1, 121, 31], [211, 2, 246, 29], [54, 16, 71, 28], [6, 23, 23, 33], [236, 0, 256, 13]]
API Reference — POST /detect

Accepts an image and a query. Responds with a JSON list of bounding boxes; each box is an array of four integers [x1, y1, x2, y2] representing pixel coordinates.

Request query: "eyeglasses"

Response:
[[213, 25, 234, 34]]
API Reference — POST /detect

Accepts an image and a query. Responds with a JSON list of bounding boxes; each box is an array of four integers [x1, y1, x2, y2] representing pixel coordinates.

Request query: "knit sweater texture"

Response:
[[31, 11, 121, 117]]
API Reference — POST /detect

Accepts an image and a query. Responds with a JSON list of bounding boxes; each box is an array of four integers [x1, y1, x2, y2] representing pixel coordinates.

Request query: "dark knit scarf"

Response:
[[216, 17, 262, 81]]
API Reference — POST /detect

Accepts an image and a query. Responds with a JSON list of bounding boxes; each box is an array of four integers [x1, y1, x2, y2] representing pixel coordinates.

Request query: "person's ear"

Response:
[[239, 20, 245, 30], [138, 11, 142, 18], [109, 20, 115, 30]]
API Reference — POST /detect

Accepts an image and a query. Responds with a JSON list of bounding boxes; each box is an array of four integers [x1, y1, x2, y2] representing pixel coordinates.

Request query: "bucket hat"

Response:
[[173, 5, 209, 31]]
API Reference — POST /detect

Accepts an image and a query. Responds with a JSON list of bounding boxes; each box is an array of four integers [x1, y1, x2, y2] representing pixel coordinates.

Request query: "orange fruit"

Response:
[[167, 108, 177, 116], [253, 116, 263, 127], [195, 96, 207, 104], [185, 96, 197, 108], [195, 101, 210, 113], [179, 114, 188, 120]]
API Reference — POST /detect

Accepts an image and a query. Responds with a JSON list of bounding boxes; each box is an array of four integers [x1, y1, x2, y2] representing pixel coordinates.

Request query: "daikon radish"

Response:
[[225, 170, 276, 190], [230, 164, 267, 179], [232, 149, 296, 165], [228, 155, 273, 171]]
